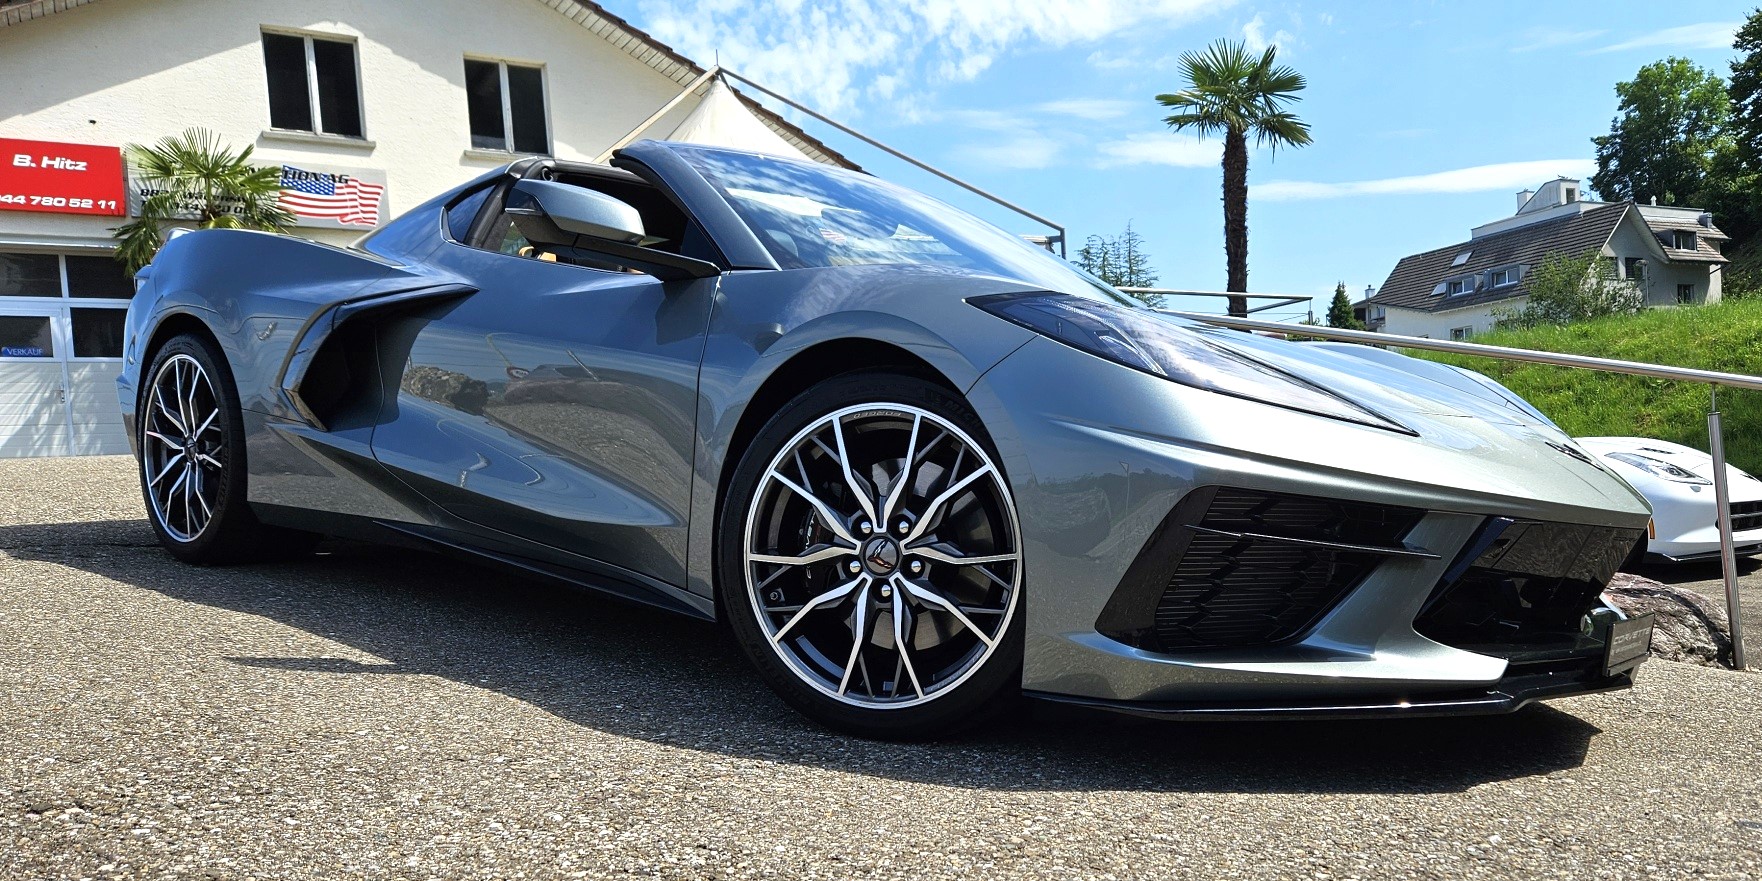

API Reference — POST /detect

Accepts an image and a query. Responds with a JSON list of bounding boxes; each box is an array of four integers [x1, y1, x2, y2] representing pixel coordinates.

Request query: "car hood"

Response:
[[1182, 326, 1556, 430]]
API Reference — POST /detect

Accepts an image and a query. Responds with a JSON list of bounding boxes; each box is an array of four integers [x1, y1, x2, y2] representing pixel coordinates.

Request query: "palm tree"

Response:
[[113, 128, 293, 271], [1158, 39, 1312, 317]]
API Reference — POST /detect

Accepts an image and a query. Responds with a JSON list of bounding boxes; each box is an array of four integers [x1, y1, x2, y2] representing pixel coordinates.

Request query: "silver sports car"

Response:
[[120, 141, 1655, 738]]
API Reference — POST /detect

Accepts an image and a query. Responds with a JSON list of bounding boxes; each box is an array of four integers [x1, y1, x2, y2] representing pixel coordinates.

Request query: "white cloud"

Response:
[[1589, 21, 1738, 54], [1254, 159, 1599, 201], [636, 0, 1231, 113], [1035, 98, 1142, 120], [1507, 27, 1605, 53], [1096, 132, 1221, 168], [1241, 13, 1295, 53], [956, 132, 1067, 170]]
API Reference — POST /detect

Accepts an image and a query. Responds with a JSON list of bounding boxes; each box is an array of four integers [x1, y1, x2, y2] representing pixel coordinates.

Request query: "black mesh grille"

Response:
[[1098, 488, 1425, 652], [1415, 518, 1642, 658], [1731, 500, 1762, 533], [1152, 532, 1384, 648]]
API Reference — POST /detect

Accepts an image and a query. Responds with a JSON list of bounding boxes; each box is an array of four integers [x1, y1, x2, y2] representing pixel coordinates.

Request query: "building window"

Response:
[[0, 253, 61, 297], [1445, 278, 1470, 296], [0, 316, 53, 358], [1488, 268, 1515, 287], [70, 308, 126, 358], [1671, 230, 1698, 251], [1677, 283, 1694, 304], [1623, 257, 1646, 281], [1450, 326, 1473, 341], [262, 31, 364, 138], [0, 252, 132, 300], [464, 58, 549, 154]]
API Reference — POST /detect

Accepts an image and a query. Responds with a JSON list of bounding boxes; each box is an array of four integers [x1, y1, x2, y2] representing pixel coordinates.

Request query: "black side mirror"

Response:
[[505, 179, 720, 282]]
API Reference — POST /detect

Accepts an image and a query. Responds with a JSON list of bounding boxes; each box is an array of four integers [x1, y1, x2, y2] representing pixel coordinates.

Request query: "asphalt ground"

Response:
[[3, 456, 1762, 880]]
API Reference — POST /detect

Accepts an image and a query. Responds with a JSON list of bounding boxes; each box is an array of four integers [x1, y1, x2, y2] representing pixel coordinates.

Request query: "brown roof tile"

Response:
[[1371, 203, 1631, 313]]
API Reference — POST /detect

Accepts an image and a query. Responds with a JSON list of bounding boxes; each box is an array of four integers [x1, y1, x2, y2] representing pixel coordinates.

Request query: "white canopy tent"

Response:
[[663, 78, 815, 162], [597, 68, 1066, 254]]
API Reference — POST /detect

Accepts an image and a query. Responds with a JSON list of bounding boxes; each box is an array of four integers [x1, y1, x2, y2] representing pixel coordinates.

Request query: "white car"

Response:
[[1577, 437, 1762, 563]]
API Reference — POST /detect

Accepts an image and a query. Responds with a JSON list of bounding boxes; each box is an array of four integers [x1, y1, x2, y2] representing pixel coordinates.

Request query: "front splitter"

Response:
[[1024, 670, 1637, 722]]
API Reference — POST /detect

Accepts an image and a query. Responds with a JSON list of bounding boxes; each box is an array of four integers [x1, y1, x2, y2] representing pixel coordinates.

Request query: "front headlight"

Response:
[[1604, 452, 1712, 485], [971, 292, 1410, 433]]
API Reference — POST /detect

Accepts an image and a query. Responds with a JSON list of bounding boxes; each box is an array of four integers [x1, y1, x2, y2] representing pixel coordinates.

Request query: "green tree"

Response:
[[1075, 221, 1161, 304], [1157, 39, 1312, 317], [1728, 9, 1762, 178], [1590, 58, 1731, 207], [1325, 281, 1363, 330], [1494, 251, 1642, 329], [1712, 8, 1762, 249], [112, 128, 292, 271]]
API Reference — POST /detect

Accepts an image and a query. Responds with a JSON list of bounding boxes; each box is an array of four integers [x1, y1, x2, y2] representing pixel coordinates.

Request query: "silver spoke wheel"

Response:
[[142, 353, 224, 543], [744, 403, 1021, 708]]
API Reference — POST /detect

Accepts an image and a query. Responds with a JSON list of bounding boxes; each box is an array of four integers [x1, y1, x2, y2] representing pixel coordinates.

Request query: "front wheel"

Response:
[[719, 373, 1024, 739]]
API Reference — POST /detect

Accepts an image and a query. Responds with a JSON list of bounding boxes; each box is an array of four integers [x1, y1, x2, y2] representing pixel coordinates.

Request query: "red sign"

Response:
[[0, 138, 126, 216]]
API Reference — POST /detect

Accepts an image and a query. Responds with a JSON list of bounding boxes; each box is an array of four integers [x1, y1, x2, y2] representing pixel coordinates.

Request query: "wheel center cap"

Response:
[[861, 537, 902, 576]]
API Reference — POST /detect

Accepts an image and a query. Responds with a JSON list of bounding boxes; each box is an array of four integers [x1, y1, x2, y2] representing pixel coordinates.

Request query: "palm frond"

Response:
[[113, 128, 289, 269]]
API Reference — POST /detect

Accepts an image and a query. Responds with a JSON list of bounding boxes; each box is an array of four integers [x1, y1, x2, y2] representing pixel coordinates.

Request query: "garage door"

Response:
[[0, 250, 132, 458]]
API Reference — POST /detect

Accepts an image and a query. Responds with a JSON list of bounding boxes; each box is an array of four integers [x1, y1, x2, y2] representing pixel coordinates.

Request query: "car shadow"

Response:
[[2, 518, 1601, 796]]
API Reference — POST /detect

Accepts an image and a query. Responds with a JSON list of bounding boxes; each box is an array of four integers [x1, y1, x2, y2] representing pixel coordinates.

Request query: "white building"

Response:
[[0, 0, 849, 457], [1365, 178, 1729, 339]]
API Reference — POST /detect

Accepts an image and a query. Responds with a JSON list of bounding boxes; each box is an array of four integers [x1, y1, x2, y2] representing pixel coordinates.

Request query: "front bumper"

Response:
[[970, 336, 1653, 709]]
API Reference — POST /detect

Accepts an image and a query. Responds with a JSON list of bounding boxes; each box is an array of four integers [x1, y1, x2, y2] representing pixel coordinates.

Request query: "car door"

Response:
[[368, 173, 718, 593]]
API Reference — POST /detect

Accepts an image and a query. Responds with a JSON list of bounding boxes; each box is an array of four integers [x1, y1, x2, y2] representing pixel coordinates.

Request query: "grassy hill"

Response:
[[1409, 298, 1762, 475]]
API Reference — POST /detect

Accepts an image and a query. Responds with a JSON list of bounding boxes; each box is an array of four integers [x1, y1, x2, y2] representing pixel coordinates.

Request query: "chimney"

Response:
[[1364, 285, 1375, 300], [1516, 189, 1535, 212], [1699, 212, 1714, 228], [1650, 195, 1658, 205]]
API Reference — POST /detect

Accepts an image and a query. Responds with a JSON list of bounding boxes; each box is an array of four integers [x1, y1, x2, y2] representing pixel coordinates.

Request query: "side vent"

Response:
[[1097, 487, 1427, 652]]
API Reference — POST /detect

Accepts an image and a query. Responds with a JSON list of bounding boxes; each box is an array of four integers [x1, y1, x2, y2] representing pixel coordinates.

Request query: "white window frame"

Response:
[[0, 249, 132, 362], [464, 56, 552, 156], [1449, 326, 1473, 341], [262, 28, 367, 140]]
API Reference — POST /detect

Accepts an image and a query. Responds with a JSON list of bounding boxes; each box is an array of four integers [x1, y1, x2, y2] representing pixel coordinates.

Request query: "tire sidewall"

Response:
[[717, 372, 1025, 739]]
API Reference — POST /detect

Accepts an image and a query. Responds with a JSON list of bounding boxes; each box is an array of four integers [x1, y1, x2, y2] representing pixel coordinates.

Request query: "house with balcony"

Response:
[[1364, 178, 1729, 339]]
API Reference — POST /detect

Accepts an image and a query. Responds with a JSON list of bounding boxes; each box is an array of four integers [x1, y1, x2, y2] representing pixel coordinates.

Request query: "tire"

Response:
[[718, 372, 1025, 739], [137, 333, 317, 564]]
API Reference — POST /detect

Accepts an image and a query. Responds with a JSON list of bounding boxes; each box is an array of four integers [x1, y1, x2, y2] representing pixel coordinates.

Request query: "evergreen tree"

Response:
[[1075, 223, 1161, 305], [1325, 281, 1363, 330]]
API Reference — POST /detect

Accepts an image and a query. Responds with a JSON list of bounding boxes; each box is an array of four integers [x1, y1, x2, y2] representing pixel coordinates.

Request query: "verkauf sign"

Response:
[[0, 138, 126, 216]]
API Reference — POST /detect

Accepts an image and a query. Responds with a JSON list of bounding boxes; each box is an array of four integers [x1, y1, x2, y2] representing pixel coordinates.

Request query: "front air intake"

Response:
[[1097, 487, 1427, 652]]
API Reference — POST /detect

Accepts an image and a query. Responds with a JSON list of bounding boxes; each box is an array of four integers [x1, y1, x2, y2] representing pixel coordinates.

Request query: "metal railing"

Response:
[[1170, 310, 1759, 670], [1118, 287, 1312, 318]]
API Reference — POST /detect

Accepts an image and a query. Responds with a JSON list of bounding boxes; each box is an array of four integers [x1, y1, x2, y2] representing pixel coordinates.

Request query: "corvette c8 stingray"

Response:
[[120, 141, 1654, 737]]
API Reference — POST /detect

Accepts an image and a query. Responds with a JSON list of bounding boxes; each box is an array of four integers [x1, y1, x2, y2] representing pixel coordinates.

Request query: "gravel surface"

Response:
[[4, 456, 1762, 880]]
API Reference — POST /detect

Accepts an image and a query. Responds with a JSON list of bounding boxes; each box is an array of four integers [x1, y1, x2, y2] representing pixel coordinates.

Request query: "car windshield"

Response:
[[671, 145, 1134, 305]]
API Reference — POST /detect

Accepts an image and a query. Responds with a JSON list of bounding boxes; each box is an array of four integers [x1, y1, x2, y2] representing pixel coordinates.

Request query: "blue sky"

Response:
[[602, 1, 1750, 320]]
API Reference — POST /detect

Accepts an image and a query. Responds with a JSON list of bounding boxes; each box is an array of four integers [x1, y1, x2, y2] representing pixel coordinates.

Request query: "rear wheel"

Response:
[[720, 373, 1024, 739], [138, 333, 316, 564]]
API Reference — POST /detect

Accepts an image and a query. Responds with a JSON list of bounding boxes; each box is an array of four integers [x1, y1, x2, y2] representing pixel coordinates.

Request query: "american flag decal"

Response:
[[277, 166, 385, 227]]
